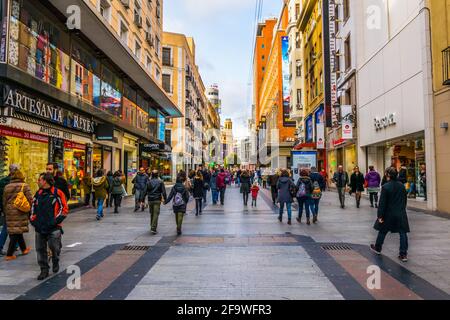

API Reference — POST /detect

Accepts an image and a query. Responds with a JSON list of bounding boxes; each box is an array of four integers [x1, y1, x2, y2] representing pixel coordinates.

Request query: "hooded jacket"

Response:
[[93, 176, 109, 199], [296, 176, 313, 198], [193, 177, 204, 198], [3, 171, 33, 235], [165, 182, 190, 213], [110, 176, 124, 195], [365, 170, 381, 189], [276, 176, 295, 203]]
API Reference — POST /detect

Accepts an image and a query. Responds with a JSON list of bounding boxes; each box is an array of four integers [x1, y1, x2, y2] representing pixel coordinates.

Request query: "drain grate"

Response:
[[121, 245, 150, 251], [322, 244, 353, 251]]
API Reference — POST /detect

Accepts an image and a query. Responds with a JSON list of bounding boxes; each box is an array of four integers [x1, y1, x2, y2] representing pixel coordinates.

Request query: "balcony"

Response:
[[443, 47, 450, 86]]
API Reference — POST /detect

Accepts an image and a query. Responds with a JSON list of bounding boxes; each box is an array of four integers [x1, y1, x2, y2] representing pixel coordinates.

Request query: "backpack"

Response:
[[13, 183, 31, 213], [296, 181, 307, 198], [173, 192, 185, 207], [311, 181, 322, 199]]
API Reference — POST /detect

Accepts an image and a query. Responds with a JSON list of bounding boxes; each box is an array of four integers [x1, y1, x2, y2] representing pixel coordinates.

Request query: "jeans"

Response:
[[149, 201, 161, 231], [203, 189, 208, 203], [270, 186, 278, 204], [135, 189, 145, 209], [337, 187, 346, 207], [175, 212, 184, 232], [310, 198, 320, 216], [36, 230, 62, 272], [279, 202, 292, 220], [211, 190, 219, 204], [297, 197, 312, 219], [195, 198, 203, 215], [0, 221, 7, 251], [375, 231, 409, 256], [97, 198, 104, 217], [369, 192, 379, 206], [7, 234, 26, 256], [219, 188, 226, 205]]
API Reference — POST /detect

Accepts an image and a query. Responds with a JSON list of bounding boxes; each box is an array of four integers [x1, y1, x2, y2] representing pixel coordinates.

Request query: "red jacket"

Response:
[[216, 172, 227, 189], [251, 185, 260, 198], [30, 187, 69, 234]]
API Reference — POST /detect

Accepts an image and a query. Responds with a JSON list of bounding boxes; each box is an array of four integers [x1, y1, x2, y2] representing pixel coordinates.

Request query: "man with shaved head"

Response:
[[146, 170, 167, 234]]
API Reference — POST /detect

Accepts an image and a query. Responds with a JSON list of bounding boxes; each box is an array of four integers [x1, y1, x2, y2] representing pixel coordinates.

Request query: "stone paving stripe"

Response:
[[49, 250, 144, 300], [16, 244, 124, 300], [302, 243, 374, 300], [353, 244, 450, 300], [327, 249, 422, 300], [95, 239, 172, 300]]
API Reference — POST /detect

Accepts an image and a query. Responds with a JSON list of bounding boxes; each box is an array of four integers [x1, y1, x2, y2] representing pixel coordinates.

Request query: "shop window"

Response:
[[136, 106, 148, 131], [148, 107, 157, 139], [122, 97, 137, 127], [63, 141, 86, 205], [93, 146, 102, 174]]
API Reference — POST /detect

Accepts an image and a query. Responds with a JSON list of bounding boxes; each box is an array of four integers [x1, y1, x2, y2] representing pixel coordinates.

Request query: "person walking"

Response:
[[309, 167, 325, 223], [0, 164, 19, 256], [365, 166, 381, 208], [46, 163, 70, 201], [332, 165, 349, 209], [132, 168, 149, 212], [81, 174, 93, 208], [110, 171, 124, 214], [398, 164, 408, 185], [250, 182, 260, 207], [216, 169, 227, 205], [193, 171, 204, 216], [268, 171, 280, 205], [92, 169, 109, 220], [165, 175, 190, 236], [30, 173, 69, 280], [210, 169, 219, 205], [277, 170, 296, 225], [295, 169, 313, 225], [236, 169, 242, 187], [370, 168, 410, 262], [200, 165, 211, 204], [349, 166, 365, 209], [3, 169, 33, 261], [240, 170, 251, 206], [419, 163, 427, 201], [105, 171, 114, 208], [146, 170, 167, 234], [320, 169, 329, 191]]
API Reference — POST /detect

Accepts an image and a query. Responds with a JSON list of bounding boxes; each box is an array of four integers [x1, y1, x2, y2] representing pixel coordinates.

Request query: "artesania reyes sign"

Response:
[[2, 85, 95, 134]]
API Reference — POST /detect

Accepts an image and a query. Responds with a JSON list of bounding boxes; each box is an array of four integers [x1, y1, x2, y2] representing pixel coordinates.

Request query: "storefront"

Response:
[[139, 142, 173, 182], [123, 134, 138, 194]]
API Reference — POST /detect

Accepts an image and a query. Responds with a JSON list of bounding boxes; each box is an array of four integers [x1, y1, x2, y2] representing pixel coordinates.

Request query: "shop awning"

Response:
[[293, 142, 317, 150]]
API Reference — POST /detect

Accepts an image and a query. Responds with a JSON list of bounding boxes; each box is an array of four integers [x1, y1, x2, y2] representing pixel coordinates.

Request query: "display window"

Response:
[[0, 127, 48, 194], [93, 146, 102, 174], [345, 144, 357, 174], [149, 108, 158, 139], [63, 141, 86, 205]]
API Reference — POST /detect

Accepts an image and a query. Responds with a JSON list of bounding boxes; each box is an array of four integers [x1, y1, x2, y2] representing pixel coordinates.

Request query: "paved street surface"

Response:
[[1, 186, 449, 300]]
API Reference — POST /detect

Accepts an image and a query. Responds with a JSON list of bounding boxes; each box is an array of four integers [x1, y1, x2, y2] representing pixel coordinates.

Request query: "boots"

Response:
[[287, 218, 292, 225], [37, 270, 49, 281], [313, 215, 318, 224]]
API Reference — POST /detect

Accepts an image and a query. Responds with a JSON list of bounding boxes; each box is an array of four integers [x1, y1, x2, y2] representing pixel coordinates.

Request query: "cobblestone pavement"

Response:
[[1, 185, 449, 300]]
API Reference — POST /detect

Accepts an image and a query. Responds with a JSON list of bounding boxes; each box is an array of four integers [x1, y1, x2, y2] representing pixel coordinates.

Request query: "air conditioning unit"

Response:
[[134, 14, 143, 28], [120, 0, 130, 8]]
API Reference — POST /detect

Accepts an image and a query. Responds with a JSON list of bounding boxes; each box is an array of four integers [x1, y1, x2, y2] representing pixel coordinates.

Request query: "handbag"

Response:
[[13, 184, 31, 213]]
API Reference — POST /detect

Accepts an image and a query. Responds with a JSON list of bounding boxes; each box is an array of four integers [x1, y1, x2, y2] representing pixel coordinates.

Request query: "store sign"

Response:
[[141, 143, 165, 152], [341, 105, 353, 140], [333, 138, 346, 147], [317, 123, 325, 149], [374, 113, 396, 131], [0, 125, 48, 143], [0, 116, 11, 126], [2, 86, 95, 134]]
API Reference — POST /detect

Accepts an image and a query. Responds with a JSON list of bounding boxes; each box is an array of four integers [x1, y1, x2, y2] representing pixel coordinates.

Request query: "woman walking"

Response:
[[193, 171, 204, 216], [277, 170, 296, 225], [296, 169, 314, 225], [349, 166, 365, 208], [365, 166, 381, 208], [93, 169, 109, 220], [165, 174, 190, 235], [105, 171, 114, 208], [110, 171, 124, 214], [3, 169, 33, 261], [240, 170, 251, 206]]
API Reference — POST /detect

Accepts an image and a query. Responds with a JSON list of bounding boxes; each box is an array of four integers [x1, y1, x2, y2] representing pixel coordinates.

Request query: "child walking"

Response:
[[251, 182, 260, 207]]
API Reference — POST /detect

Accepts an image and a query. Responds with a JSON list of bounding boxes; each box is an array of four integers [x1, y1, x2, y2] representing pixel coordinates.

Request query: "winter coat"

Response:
[[165, 182, 190, 213], [374, 180, 410, 234], [350, 172, 365, 193], [251, 185, 260, 199], [146, 178, 167, 202], [210, 172, 218, 191], [81, 176, 92, 194], [332, 171, 349, 188], [132, 172, 149, 191], [365, 171, 381, 192], [193, 177, 204, 199], [268, 174, 279, 187], [3, 171, 33, 235], [110, 177, 124, 195], [276, 177, 295, 204], [240, 174, 251, 194], [296, 176, 313, 198], [310, 172, 325, 191], [216, 172, 227, 189], [93, 176, 109, 199], [202, 170, 211, 186]]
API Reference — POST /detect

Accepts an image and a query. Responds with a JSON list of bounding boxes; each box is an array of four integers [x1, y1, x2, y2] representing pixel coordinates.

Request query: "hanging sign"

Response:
[[341, 105, 353, 140]]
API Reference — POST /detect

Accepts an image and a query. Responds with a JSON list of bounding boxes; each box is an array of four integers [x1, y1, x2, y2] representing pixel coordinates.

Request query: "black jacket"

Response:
[[146, 178, 167, 202], [193, 177, 204, 198], [132, 173, 149, 191], [54, 175, 70, 201], [332, 171, 349, 188], [350, 172, 365, 193], [240, 174, 251, 194], [374, 180, 410, 234], [268, 174, 279, 187], [165, 183, 190, 213]]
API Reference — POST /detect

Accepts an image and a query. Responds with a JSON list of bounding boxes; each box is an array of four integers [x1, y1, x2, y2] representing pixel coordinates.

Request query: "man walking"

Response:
[[268, 170, 280, 205], [146, 170, 167, 234], [216, 169, 227, 205], [30, 173, 69, 280], [132, 167, 149, 212], [371, 168, 410, 262], [332, 165, 349, 209]]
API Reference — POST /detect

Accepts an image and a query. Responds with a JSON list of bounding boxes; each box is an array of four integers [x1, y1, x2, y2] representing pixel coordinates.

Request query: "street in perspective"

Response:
[[0, 0, 450, 305]]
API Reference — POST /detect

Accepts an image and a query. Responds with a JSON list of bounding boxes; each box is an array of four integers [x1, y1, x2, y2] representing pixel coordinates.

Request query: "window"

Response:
[[262, 44, 265, 49], [343, 0, 350, 21], [262, 55, 265, 60], [296, 63, 301, 78], [296, 32, 300, 49], [262, 67, 265, 72], [134, 0, 142, 27], [156, 0, 161, 24], [162, 74, 172, 93], [155, 67, 161, 81], [155, 36, 160, 57], [162, 47, 172, 66], [119, 20, 128, 45], [99, 0, 111, 22], [135, 40, 141, 60], [296, 89, 302, 109], [335, 4, 340, 34], [335, 50, 341, 76], [295, 3, 300, 20], [146, 55, 152, 72], [344, 35, 351, 71]]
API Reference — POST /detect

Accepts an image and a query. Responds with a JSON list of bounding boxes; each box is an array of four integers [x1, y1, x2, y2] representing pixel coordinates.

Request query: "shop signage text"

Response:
[[374, 113, 396, 131], [3, 87, 95, 134], [141, 143, 165, 152], [40, 126, 73, 140]]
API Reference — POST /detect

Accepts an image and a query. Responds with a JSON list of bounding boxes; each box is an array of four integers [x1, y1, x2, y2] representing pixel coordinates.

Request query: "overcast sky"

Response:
[[163, 0, 282, 139]]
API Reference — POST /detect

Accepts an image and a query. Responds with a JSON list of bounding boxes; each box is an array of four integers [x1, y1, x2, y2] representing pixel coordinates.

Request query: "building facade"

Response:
[[0, 0, 180, 202]]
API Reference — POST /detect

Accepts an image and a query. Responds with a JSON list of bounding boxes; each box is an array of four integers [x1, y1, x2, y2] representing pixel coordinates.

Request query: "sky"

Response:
[[163, 0, 283, 139]]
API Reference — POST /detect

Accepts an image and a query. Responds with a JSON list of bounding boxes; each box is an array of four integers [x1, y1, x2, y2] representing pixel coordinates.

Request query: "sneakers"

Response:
[[37, 270, 49, 281], [306, 218, 311, 226], [5, 255, 16, 261], [0, 250, 6, 256], [370, 244, 382, 255], [151, 230, 158, 235], [177, 229, 182, 236], [398, 255, 408, 262]]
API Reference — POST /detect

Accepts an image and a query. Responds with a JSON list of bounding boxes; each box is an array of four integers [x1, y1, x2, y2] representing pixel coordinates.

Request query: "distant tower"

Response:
[[224, 118, 233, 130], [206, 84, 222, 113]]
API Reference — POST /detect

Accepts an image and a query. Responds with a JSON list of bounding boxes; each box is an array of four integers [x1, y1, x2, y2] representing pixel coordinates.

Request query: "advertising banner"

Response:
[[305, 115, 313, 142], [341, 105, 353, 139], [281, 36, 295, 127], [291, 151, 317, 183], [316, 123, 325, 149]]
